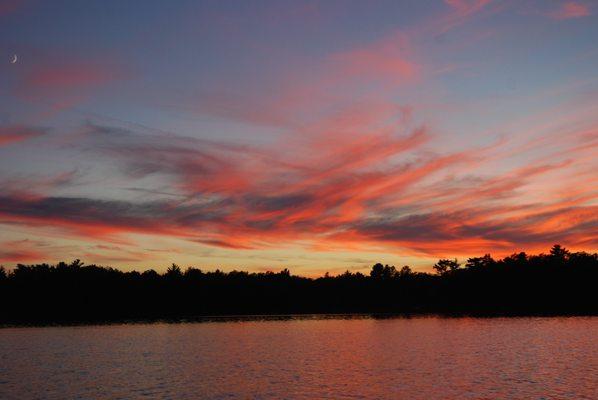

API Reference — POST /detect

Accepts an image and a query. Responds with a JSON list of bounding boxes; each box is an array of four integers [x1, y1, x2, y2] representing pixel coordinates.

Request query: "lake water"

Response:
[[1, 316, 596, 399]]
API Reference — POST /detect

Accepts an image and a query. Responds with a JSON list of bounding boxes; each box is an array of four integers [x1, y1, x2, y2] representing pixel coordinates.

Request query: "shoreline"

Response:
[[3, 311, 597, 329]]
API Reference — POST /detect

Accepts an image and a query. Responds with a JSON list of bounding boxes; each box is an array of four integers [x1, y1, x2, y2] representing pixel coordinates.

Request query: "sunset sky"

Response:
[[0, 0, 596, 275]]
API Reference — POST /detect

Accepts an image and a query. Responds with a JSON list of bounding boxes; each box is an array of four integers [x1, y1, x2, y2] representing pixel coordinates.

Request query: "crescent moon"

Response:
[[10, 54, 17, 64]]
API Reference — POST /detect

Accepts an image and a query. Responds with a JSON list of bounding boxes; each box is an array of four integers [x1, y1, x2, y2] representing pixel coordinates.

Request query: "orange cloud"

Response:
[[1, 3, 596, 265], [1, 114, 595, 260]]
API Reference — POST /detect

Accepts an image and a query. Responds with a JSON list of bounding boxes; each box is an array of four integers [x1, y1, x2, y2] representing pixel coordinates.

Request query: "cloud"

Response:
[[2, 2, 596, 264], [0, 240, 45, 263], [433, 0, 494, 34], [0, 195, 207, 238], [342, 202, 597, 255], [194, 29, 419, 131], [444, 0, 492, 16], [14, 57, 126, 113], [0, 170, 80, 199], [0, 249, 42, 263], [548, 2, 590, 20], [0, 0, 22, 17], [325, 31, 418, 87], [0, 125, 45, 147], [22, 64, 115, 92], [2, 114, 594, 259], [0, 118, 456, 249]]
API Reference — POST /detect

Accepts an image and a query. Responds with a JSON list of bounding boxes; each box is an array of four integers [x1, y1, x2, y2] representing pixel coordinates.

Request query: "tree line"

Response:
[[0, 245, 596, 325]]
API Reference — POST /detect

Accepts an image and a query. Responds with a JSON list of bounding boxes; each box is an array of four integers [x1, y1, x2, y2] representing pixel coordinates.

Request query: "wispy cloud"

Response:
[[14, 55, 126, 114], [1, 0, 596, 268], [0, 0, 22, 17], [0, 240, 44, 263], [0, 125, 44, 147], [444, 0, 492, 16], [547, 1, 591, 20], [1, 114, 595, 258]]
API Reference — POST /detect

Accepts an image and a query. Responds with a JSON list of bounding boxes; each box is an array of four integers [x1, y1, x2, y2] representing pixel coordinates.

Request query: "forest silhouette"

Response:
[[1, 245, 596, 325]]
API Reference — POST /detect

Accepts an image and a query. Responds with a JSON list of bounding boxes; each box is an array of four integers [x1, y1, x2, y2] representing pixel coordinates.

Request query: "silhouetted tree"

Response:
[[279, 268, 290, 277], [503, 252, 528, 265], [466, 254, 495, 269], [399, 265, 413, 277], [433, 258, 460, 275], [370, 263, 385, 278], [0, 245, 596, 325], [142, 269, 159, 279], [370, 263, 398, 279], [185, 267, 204, 280], [549, 244, 569, 261], [166, 263, 182, 278]]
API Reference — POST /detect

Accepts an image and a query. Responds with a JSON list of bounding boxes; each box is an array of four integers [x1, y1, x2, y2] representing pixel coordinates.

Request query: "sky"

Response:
[[0, 0, 596, 275]]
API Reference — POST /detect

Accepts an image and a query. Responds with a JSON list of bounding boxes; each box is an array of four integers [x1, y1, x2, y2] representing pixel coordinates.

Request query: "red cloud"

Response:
[[15, 57, 125, 113], [0, 249, 43, 263], [21, 63, 115, 92], [548, 2, 590, 20], [1, 116, 595, 260], [0, 125, 44, 147], [1, 4, 596, 265], [0, 241, 44, 263]]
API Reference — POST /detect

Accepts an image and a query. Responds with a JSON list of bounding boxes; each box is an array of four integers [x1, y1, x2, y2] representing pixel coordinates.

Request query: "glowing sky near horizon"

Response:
[[0, 0, 596, 274]]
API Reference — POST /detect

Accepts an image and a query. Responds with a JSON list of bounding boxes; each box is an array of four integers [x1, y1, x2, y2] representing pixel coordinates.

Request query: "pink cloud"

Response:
[[432, 0, 494, 34], [444, 0, 492, 16], [0, 170, 78, 198], [2, 2, 596, 264], [0, 240, 44, 263], [0, 0, 22, 17], [195, 30, 419, 131], [548, 2, 590, 20], [326, 31, 418, 87], [0, 125, 44, 147], [3, 112, 595, 260], [21, 63, 116, 92], [15, 57, 126, 113]]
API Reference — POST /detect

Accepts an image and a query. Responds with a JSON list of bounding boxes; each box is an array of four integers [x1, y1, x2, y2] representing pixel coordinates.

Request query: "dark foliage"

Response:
[[1, 245, 596, 325]]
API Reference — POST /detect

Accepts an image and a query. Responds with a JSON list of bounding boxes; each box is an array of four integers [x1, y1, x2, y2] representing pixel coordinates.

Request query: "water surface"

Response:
[[1, 316, 596, 399]]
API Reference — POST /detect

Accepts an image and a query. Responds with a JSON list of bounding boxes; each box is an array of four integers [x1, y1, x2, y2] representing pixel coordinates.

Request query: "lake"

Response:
[[1, 316, 596, 399]]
